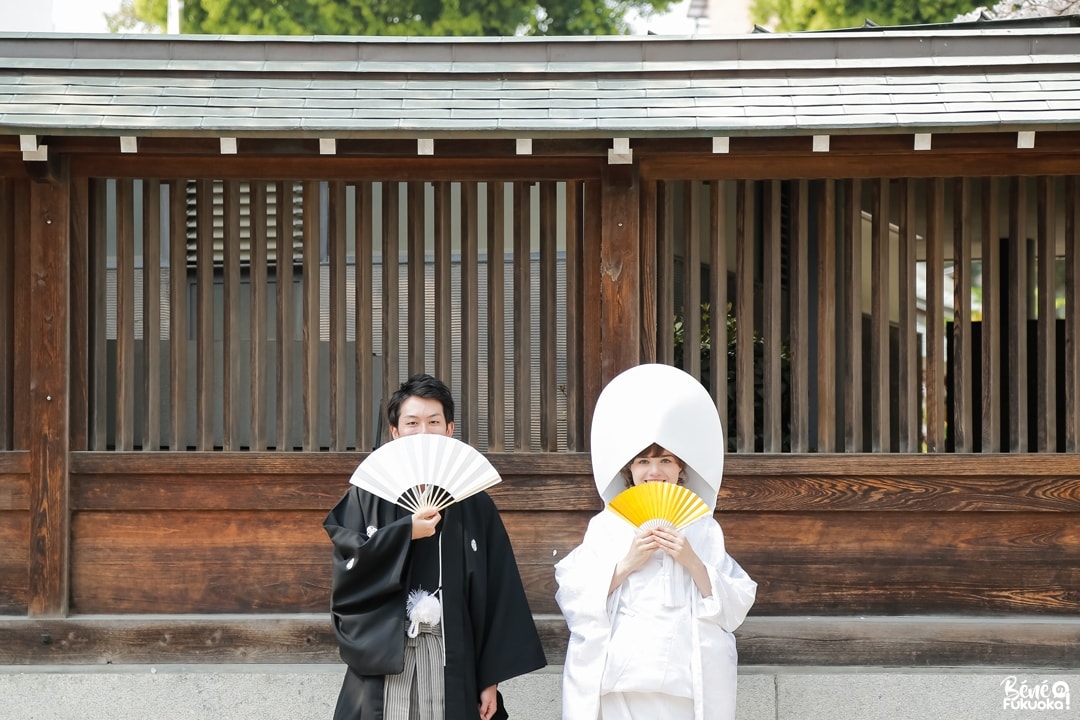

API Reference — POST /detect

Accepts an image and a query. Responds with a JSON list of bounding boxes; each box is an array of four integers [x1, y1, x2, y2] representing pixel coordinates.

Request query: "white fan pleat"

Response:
[[348, 434, 501, 513]]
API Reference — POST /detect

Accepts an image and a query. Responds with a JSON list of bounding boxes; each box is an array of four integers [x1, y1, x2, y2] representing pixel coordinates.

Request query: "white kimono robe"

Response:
[[555, 511, 757, 720]]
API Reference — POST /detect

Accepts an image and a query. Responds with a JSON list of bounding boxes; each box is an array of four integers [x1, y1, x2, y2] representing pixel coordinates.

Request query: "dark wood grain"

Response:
[[539, 182, 558, 451], [328, 181, 348, 452], [735, 180, 755, 452], [3, 614, 1079, 668], [980, 177, 1001, 452], [223, 180, 242, 451], [513, 182, 532, 450], [599, 164, 640, 382], [1036, 176, 1058, 452], [1008, 177, 1030, 451], [462, 181, 480, 444], [0, 510, 29, 611], [842, 179, 863, 452], [301, 180, 321, 452], [816, 179, 837, 452], [0, 180, 13, 451], [1067, 176, 1080, 452], [0, 452, 31, 511], [28, 174, 71, 616]]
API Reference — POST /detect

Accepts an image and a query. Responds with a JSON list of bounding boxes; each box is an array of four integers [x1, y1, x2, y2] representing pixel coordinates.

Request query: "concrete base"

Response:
[[2, 664, 1077, 719]]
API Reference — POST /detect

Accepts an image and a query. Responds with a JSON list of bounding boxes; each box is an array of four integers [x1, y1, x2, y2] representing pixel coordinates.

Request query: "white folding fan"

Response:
[[348, 433, 501, 513], [607, 481, 710, 531]]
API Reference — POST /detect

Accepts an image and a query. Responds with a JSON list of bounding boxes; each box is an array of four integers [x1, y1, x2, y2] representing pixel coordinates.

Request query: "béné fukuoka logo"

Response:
[[1001, 676, 1071, 711]]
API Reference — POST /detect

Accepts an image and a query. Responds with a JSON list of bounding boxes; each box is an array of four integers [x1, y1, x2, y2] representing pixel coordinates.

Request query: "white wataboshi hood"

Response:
[[590, 363, 725, 512]]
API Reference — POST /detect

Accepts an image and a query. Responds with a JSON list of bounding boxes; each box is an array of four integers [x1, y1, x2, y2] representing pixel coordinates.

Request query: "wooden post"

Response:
[[599, 163, 640, 384], [27, 166, 71, 617]]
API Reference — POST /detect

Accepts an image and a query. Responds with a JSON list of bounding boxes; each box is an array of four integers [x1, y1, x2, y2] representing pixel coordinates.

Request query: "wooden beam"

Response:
[[2, 614, 1079, 668], [27, 167, 71, 617], [599, 163, 641, 382]]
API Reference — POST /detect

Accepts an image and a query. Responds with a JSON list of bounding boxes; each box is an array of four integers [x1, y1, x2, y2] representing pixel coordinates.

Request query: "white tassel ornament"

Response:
[[406, 589, 442, 638]]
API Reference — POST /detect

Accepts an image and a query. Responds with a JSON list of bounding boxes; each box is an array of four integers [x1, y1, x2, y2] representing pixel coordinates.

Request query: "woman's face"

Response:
[[628, 449, 682, 485]]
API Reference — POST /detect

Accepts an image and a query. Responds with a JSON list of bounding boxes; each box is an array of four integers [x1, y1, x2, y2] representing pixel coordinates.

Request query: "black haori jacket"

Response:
[[324, 486, 547, 720]]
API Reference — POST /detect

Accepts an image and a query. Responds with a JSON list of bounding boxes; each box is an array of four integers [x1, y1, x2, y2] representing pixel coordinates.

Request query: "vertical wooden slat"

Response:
[[27, 174, 71, 616], [564, 181, 584, 452], [355, 183, 374, 451], [461, 181, 480, 444], [708, 180, 729, 434], [168, 180, 188, 451], [980, 177, 1001, 453], [434, 182, 453, 386], [486, 182, 506, 451], [897, 179, 918, 452], [684, 181, 702, 381], [1065, 175, 1079, 452], [513, 182, 532, 450], [869, 178, 891, 452], [194, 179, 214, 451], [925, 178, 946, 452], [640, 179, 658, 364], [599, 163, 641, 381], [0, 180, 12, 449], [328, 181, 348, 452], [301, 180, 321, 452], [68, 177, 89, 452], [816, 180, 837, 452], [952, 178, 973, 453], [382, 182, 401, 443], [582, 180, 604, 443], [1007, 176, 1030, 452], [11, 180, 31, 452], [142, 180, 161, 451], [0, 179, 10, 449], [538, 182, 557, 451], [115, 179, 136, 451], [1036, 176, 1057, 452], [249, 182, 268, 451], [407, 181, 426, 378], [789, 180, 810, 453], [275, 181, 296, 451], [735, 180, 755, 453], [222, 180, 241, 451], [842, 179, 863, 452], [657, 181, 675, 366], [762, 179, 782, 452]]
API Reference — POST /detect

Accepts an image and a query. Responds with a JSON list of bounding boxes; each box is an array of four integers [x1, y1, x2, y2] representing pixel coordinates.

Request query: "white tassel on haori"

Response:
[[406, 589, 443, 638]]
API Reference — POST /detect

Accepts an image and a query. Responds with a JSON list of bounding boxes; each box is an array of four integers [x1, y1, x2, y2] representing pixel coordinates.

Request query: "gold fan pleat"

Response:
[[607, 482, 710, 530]]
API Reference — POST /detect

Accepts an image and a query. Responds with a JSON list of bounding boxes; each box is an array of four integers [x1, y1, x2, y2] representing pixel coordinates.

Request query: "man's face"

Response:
[[390, 396, 454, 439]]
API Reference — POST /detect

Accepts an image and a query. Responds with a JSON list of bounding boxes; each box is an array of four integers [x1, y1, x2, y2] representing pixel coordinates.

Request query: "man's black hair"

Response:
[[386, 373, 455, 428]]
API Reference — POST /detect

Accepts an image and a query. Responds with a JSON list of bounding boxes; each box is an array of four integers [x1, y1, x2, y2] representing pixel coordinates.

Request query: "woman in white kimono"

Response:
[[555, 364, 757, 720]]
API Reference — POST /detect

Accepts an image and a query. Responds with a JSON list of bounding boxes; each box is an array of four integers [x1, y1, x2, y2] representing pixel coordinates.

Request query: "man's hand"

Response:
[[411, 509, 441, 539], [478, 684, 498, 720]]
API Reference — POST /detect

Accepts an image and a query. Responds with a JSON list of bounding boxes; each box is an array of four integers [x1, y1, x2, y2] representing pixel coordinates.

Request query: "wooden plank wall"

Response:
[[3, 451, 1079, 667], [3, 152, 1080, 669]]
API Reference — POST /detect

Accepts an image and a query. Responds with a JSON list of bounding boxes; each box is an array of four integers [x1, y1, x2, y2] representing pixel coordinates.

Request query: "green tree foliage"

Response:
[[751, 0, 984, 31], [107, 0, 677, 36]]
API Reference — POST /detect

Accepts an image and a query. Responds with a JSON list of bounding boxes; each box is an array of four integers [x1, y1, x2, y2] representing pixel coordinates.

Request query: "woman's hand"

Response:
[[650, 527, 700, 568], [608, 531, 659, 594], [651, 526, 712, 598], [411, 509, 441, 539], [478, 684, 498, 720]]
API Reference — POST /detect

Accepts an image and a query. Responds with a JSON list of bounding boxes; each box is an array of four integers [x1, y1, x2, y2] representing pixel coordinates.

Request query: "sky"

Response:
[[0, 0, 696, 35]]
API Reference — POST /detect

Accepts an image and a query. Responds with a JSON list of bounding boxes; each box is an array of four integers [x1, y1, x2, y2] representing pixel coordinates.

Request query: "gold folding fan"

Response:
[[607, 482, 710, 531], [348, 433, 501, 513]]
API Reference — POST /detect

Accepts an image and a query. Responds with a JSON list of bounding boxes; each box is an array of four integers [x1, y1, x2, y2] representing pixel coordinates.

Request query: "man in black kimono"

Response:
[[324, 374, 547, 720]]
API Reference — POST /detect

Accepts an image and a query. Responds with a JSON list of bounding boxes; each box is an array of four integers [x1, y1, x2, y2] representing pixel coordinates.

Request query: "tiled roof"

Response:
[[0, 29, 1078, 139]]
